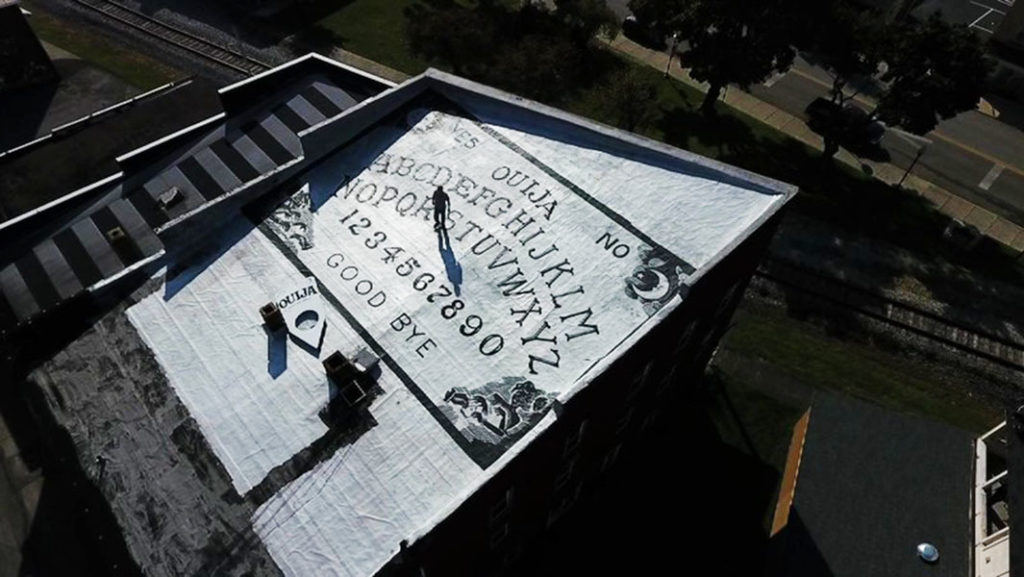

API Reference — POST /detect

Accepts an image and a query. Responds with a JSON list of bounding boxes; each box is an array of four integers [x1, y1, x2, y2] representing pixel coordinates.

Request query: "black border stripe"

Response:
[[129, 189, 170, 228], [301, 86, 342, 118], [178, 156, 224, 200], [473, 123, 696, 275], [244, 122, 293, 165], [256, 223, 489, 469], [15, 252, 61, 312], [210, 140, 260, 183], [52, 228, 103, 287], [272, 105, 309, 134], [91, 207, 143, 266]]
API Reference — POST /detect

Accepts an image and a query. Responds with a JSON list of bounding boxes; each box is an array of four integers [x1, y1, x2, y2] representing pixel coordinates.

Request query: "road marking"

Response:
[[970, 1, 1006, 15], [979, 164, 1005, 190], [930, 131, 1024, 178], [970, 8, 996, 32]]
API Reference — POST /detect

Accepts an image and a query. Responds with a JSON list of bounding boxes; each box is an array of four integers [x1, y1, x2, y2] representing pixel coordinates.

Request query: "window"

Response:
[[615, 407, 634, 436], [546, 482, 582, 528], [489, 521, 510, 550], [674, 322, 697, 355], [640, 411, 660, 434], [626, 360, 655, 400], [502, 543, 524, 568], [562, 419, 588, 457], [600, 442, 623, 473], [553, 458, 575, 491], [489, 487, 515, 524], [656, 365, 677, 397]]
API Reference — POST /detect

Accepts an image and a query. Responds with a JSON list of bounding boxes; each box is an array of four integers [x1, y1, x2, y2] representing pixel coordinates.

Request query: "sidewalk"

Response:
[[607, 35, 1024, 256]]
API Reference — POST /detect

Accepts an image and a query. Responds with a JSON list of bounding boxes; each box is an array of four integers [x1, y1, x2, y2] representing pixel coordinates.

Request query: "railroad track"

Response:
[[752, 258, 1024, 373], [71, 0, 272, 76]]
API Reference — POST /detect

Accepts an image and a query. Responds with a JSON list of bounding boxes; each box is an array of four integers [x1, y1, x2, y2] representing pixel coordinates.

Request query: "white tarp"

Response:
[[485, 123, 782, 269], [128, 102, 785, 577], [250, 107, 780, 576], [128, 223, 351, 493], [263, 107, 698, 467]]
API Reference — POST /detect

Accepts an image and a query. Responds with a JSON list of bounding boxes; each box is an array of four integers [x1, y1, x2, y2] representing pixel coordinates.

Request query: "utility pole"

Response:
[[664, 32, 680, 78], [891, 129, 932, 188]]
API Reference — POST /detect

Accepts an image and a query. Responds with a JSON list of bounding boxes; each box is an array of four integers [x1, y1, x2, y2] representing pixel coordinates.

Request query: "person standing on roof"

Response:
[[432, 185, 450, 231]]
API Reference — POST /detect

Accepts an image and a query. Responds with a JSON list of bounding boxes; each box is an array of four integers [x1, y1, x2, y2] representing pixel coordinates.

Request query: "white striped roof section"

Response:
[[0, 71, 375, 334]]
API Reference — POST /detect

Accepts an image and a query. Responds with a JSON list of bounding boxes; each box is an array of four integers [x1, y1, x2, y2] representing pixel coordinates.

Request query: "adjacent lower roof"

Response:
[[774, 393, 972, 577]]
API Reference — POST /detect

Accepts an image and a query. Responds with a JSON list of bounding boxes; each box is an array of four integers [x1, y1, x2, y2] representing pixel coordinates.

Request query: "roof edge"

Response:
[[420, 68, 799, 201], [0, 171, 123, 234], [297, 71, 433, 159], [218, 53, 398, 97], [114, 112, 227, 169]]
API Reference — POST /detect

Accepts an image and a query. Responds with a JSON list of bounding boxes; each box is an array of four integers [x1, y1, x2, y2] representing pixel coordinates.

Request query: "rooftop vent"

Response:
[[916, 542, 939, 563], [323, 351, 366, 407], [106, 226, 127, 244], [158, 186, 183, 209], [260, 301, 285, 331]]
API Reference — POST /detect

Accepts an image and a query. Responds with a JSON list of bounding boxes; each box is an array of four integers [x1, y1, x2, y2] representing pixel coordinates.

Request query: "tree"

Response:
[[488, 34, 584, 104], [675, 0, 798, 114], [812, 1, 884, 105], [405, 4, 497, 76], [876, 15, 992, 135], [554, 0, 620, 47], [596, 68, 660, 132], [803, 0, 885, 159], [627, 0, 685, 32]]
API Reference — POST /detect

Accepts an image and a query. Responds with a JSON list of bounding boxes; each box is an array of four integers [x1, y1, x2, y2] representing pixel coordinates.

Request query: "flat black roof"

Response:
[[772, 393, 972, 577]]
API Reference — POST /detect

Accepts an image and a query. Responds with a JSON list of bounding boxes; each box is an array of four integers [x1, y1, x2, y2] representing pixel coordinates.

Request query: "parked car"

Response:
[[805, 97, 886, 147], [622, 15, 667, 51]]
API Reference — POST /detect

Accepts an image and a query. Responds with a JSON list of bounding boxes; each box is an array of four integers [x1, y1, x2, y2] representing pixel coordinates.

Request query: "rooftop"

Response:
[[6, 54, 795, 576]]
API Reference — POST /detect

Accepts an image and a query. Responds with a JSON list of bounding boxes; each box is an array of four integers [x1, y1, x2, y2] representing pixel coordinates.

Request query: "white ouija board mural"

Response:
[[259, 105, 695, 467], [127, 94, 784, 577]]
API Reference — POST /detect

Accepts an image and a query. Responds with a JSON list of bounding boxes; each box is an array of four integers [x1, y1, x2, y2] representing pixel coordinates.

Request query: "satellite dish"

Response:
[[917, 542, 939, 563]]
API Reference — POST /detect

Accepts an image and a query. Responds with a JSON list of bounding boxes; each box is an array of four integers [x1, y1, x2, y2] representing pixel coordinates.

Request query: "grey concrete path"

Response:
[[607, 35, 1024, 255]]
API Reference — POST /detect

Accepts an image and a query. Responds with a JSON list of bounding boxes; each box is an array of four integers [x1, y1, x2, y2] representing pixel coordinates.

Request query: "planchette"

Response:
[[276, 276, 326, 352]]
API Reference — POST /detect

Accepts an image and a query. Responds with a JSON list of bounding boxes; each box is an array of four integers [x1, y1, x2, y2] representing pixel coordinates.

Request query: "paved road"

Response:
[[915, 0, 1014, 36], [748, 56, 1024, 224]]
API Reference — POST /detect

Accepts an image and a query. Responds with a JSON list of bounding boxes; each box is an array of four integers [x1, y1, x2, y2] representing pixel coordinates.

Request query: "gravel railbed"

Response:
[[31, 0, 299, 86]]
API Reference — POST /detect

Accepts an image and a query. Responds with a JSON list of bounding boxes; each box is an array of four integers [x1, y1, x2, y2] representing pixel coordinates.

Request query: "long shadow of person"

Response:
[[438, 226, 463, 296]]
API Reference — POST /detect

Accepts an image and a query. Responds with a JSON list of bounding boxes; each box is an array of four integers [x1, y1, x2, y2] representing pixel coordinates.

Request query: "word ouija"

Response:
[[277, 285, 317, 309]]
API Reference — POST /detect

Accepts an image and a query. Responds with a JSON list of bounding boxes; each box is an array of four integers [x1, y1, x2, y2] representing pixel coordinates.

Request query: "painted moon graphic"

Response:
[[631, 269, 670, 301]]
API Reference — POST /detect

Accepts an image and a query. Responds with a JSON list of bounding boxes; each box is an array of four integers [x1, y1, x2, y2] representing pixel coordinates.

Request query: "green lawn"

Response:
[[704, 369, 804, 471], [313, 1, 430, 74], [22, 0, 182, 89], [717, 300, 1002, 434]]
